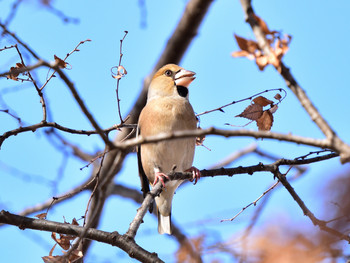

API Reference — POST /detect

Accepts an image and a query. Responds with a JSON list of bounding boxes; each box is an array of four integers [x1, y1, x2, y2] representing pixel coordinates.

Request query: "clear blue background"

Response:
[[1, 0, 350, 262]]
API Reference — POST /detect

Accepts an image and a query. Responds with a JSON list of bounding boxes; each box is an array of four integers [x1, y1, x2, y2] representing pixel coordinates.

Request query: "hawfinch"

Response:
[[137, 64, 201, 235]]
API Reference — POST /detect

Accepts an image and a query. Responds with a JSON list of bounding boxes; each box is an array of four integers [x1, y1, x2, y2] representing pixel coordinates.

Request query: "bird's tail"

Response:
[[158, 211, 172, 235]]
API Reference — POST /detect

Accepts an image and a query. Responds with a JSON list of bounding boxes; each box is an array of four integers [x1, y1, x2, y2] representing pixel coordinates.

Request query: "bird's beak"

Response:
[[174, 69, 196, 87]]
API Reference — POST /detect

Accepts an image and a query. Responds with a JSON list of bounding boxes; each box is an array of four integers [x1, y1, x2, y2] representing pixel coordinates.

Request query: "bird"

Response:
[[137, 64, 201, 235]]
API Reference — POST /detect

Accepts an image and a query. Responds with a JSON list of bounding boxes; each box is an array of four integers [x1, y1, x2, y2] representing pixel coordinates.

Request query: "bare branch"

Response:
[[0, 59, 47, 78], [0, 22, 40, 60], [52, 66, 114, 148], [115, 127, 333, 152], [111, 31, 128, 123], [40, 39, 91, 91], [0, 210, 164, 263], [0, 121, 128, 149], [126, 181, 163, 239], [221, 180, 279, 222], [208, 143, 258, 169]]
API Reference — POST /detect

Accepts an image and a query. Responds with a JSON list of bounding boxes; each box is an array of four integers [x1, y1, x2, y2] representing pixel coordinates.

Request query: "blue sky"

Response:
[[1, 0, 350, 262]]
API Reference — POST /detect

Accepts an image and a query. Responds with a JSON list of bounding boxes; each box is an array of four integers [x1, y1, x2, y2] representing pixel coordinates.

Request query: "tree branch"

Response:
[[0, 210, 164, 263], [115, 127, 332, 152]]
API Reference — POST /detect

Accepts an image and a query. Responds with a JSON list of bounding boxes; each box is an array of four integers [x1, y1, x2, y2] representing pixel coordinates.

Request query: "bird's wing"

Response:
[[136, 125, 150, 199]]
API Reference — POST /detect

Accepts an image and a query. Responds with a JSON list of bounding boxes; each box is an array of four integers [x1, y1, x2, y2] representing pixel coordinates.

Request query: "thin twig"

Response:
[[53, 66, 114, 148], [112, 31, 128, 123], [13, 45, 48, 121], [221, 180, 280, 222], [0, 121, 128, 149], [40, 39, 91, 91], [0, 22, 40, 59], [196, 88, 286, 117]]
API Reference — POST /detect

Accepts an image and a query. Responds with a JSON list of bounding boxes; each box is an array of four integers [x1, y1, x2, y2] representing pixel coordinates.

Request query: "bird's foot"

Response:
[[185, 166, 201, 185], [153, 172, 170, 188]]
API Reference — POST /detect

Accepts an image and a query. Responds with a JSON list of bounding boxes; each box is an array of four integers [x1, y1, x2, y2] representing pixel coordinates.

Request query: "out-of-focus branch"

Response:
[[53, 66, 114, 149], [0, 210, 164, 263], [0, 22, 40, 59], [239, 0, 350, 163], [274, 170, 350, 243], [208, 143, 258, 169]]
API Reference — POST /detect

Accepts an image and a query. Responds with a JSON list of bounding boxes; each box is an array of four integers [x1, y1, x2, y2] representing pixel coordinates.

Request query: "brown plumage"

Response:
[[137, 64, 200, 234]]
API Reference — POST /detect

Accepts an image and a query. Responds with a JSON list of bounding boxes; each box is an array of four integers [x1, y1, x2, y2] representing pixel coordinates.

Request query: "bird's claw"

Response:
[[153, 172, 169, 188], [186, 166, 201, 185]]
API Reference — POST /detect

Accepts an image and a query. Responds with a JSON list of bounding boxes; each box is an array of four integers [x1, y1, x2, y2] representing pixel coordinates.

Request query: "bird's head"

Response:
[[147, 64, 196, 101]]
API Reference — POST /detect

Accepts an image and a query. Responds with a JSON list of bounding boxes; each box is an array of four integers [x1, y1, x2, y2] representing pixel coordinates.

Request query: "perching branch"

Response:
[[115, 127, 332, 152], [121, 152, 339, 240]]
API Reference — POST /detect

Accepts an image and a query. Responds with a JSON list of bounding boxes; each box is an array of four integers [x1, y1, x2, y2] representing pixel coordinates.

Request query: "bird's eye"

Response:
[[164, 70, 172, 77]]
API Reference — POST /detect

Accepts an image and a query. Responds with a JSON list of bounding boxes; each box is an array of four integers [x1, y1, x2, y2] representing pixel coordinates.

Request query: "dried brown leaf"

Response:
[[231, 50, 254, 60], [49, 243, 57, 257], [118, 65, 127, 76], [112, 74, 122, 80], [51, 232, 74, 250], [35, 212, 47, 219], [257, 110, 274, 131], [253, 96, 273, 107], [7, 67, 19, 80], [7, 62, 26, 80], [274, 93, 282, 101], [255, 54, 269, 70], [268, 51, 281, 68], [269, 105, 278, 114], [196, 127, 205, 146], [57, 235, 71, 250], [71, 218, 79, 226], [54, 55, 67, 69], [253, 14, 271, 35], [236, 103, 263, 121], [65, 249, 83, 262], [234, 34, 259, 54], [42, 255, 62, 263]]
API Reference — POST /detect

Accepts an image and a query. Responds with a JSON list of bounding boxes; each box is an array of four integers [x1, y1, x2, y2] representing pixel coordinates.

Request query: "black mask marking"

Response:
[[176, 86, 188, 97]]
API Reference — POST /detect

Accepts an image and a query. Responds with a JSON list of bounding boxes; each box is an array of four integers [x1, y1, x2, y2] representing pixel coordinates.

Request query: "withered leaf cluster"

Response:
[[232, 14, 291, 71], [236, 95, 281, 131], [41, 217, 83, 263], [7, 62, 26, 81]]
